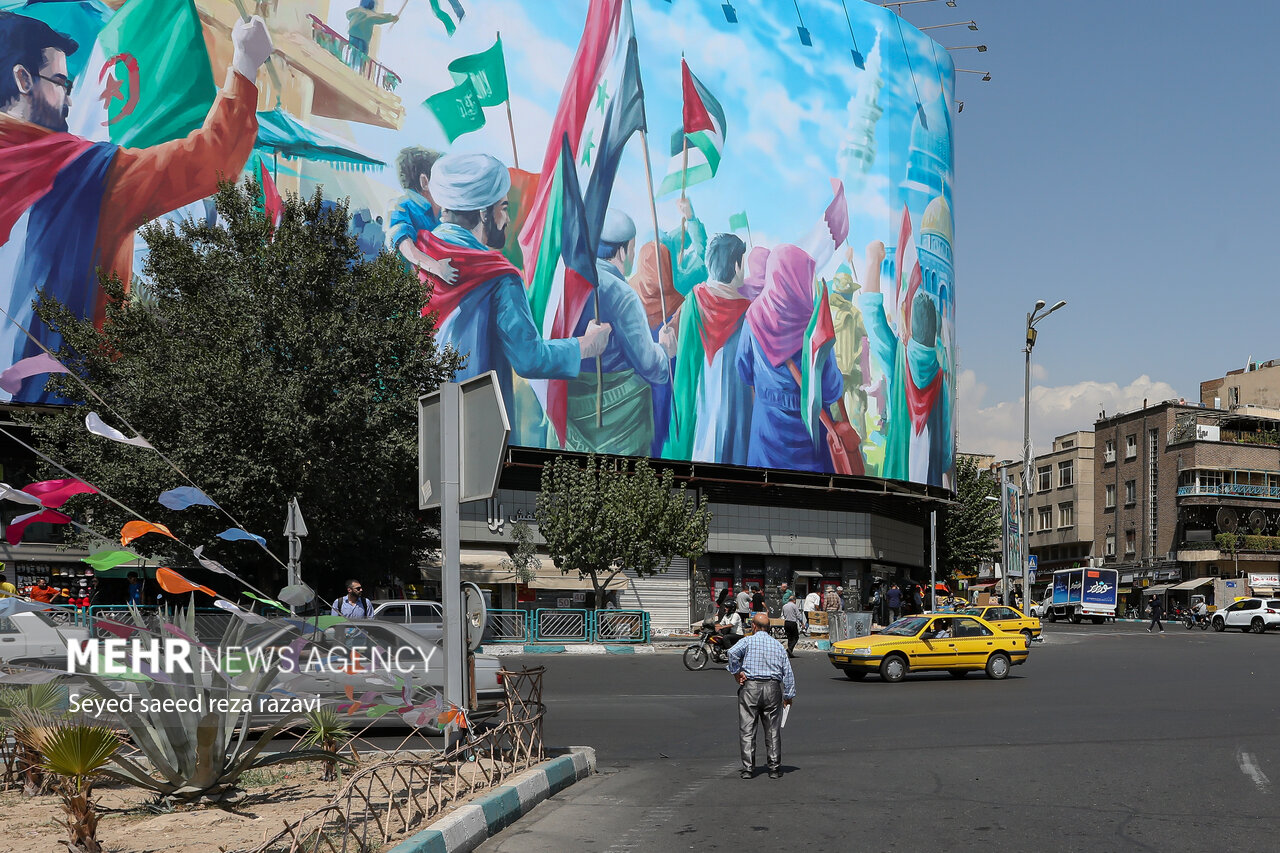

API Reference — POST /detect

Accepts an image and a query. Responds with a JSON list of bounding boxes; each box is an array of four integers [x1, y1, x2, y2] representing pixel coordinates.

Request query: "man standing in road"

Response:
[[332, 580, 374, 619], [727, 612, 795, 779], [781, 596, 807, 657], [887, 583, 902, 623], [735, 585, 752, 625], [1147, 596, 1165, 633]]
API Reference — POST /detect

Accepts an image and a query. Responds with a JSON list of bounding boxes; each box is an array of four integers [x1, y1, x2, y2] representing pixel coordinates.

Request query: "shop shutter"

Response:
[[618, 558, 691, 633]]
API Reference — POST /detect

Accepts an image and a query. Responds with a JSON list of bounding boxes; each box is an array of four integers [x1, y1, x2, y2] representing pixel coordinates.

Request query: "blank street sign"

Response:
[[418, 371, 510, 510]]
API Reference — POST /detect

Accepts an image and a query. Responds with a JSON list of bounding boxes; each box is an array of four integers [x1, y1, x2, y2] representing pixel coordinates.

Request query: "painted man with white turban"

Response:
[[414, 153, 611, 414], [564, 209, 675, 455]]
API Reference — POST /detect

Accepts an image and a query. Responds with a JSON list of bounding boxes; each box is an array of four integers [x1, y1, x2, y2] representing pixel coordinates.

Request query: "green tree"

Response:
[[939, 455, 1001, 581], [500, 520, 541, 584], [535, 455, 710, 606], [32, 180, 462, 594]]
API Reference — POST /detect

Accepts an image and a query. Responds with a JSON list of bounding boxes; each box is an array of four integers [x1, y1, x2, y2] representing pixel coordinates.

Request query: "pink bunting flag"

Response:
[[6, 509, 71, 545], [21, 478, 97, 509], [0, 353, 68, 395]]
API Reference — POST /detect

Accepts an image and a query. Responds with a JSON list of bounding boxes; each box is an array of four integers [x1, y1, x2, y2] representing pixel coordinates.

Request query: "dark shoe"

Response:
[[740, 770, 753, 779], [768, 770, 783, 779]]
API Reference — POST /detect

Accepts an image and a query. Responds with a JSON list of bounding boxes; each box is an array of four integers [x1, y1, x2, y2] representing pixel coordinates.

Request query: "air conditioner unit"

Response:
[[1209, 566, 1220, 576]]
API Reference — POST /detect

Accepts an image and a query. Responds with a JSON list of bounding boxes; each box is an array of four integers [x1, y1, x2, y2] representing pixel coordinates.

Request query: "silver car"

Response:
[[370, 600, 444, 643]]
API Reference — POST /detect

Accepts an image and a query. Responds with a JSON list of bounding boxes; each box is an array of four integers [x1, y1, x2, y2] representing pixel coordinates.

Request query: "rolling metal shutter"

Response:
[[618, 558, 691, 634]]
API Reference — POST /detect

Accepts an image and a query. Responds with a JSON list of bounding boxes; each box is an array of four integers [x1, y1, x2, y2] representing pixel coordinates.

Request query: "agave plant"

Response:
[[73, 603, 350, 802], [298, 707, 352, 782], [16, 721, 120, 853]]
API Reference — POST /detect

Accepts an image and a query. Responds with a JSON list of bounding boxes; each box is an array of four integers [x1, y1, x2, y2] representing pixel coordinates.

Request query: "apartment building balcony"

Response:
[[1177, 483, 1280, 501]]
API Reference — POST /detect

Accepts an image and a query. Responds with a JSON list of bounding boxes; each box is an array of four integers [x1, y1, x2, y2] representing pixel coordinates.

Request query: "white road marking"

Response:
[[1237, 749, 1271, 791]]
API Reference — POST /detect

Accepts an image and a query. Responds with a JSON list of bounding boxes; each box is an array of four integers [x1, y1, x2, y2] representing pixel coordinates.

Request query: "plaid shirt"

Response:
[[727, 630, 796, 699]]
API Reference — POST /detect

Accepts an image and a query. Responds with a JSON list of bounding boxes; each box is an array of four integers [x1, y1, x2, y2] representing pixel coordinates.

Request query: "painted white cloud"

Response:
[[958, 370, 1182, 463]]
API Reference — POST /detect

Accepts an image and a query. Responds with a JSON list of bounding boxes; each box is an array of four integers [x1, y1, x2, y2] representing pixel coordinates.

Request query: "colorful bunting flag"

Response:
[[192, 545, 234, 577], [6, 509, 71, 546], [0, 598, 65, 618], [0, 483, 44, 508], [81, 550, 138, 573], [155, 567, 217, 598], [85, 412, 152, 449], [120, 520, 176, 547], [22, 478, 97, 509], [0, 353, 68, 395], [158, 486, 217, 511], [217, 528, 266, 547]]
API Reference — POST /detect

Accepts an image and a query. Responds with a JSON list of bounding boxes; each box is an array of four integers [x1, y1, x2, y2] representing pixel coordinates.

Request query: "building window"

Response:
[[1038, 507, 1052, 531], [1125, 434, 1137, 459], [1124, 530, 1136, 554], [1105, 484, 1116, 508], [1105, 534, 1116, 557], [1059, 502, 1074, 528], [1062, 439, 1074, 449], [1228, 386, 1239, 407], [1125, 480, 1136, 505], [1104, 439, 1116, 463], [1037, 466, 1051, 492], [1058, 461, 1073, 488]]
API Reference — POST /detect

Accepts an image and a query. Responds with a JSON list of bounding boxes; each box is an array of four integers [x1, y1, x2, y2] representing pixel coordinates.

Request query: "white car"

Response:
[[1210, 598, 1280, 634], [0, 610, 89, 666], [1029, 597, 1053, 618]]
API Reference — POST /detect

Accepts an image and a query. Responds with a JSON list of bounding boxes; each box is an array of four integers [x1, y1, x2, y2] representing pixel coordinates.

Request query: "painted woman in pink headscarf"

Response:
[[735, 244, 844, 472]]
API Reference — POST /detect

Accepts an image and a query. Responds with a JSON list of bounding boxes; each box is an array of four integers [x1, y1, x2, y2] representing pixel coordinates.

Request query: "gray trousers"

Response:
[[738, 678, 783, 772]]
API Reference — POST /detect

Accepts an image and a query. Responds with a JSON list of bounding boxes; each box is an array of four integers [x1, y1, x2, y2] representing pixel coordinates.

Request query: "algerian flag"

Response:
[[801, 281, 837, 446], [657, 58, 726, 197], [67, 0, 218, 149], [424, 78, 486, 143]]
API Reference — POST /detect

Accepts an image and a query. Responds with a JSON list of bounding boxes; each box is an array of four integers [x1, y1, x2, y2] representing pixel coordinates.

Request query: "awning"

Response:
[[527, 565, 629, 591], [968, 582, 997, 589], [1255, 588, 1275, 597], [255, 109, 385, 171], [791, 570, 822, 578], [1144, 584, 1175, 595], [1171, 578, 1213, 591], [422, 549, 517, 584]]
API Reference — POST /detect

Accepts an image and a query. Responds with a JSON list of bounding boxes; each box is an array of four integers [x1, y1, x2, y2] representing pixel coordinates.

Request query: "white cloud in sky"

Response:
[[959, 369, 1181, 462]]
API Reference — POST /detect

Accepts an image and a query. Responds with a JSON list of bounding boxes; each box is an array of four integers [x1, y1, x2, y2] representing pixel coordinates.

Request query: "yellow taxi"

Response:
[[957, 605, 1042, 641], [827, 613, 1029, 683]]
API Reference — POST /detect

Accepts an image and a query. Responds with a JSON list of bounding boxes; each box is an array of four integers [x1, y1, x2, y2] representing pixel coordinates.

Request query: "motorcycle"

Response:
[[683, 621, 740, 671], [1183, 611, 1210, 630]]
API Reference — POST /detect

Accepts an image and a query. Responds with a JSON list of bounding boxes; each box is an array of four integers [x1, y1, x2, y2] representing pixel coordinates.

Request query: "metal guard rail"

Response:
[[531, 608, 649, 644], [485, 609, 529, 644]]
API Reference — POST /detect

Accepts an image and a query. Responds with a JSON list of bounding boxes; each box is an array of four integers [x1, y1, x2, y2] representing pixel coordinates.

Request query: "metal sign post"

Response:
[[419, 372, 509, 748]]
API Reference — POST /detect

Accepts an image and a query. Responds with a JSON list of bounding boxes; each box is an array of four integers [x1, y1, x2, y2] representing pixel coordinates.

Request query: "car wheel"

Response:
[[1070, 612, 1082, 624], [1091, 616, 1105, 625], [1047, 611, 1057, 623], [1252, 617, 1266, 634], [843, 669, 867, 681], [682, 645, 709, 671], [949, 669, 967, 678], [1021, 629, 1034, 643], [879, 654, 907, 683], [985, 652, 1011, 680], [1212, 617, 1225, 632]]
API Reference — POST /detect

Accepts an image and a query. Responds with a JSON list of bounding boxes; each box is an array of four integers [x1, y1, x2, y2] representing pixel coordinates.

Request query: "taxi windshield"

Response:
[[881, 616, 930, 636]]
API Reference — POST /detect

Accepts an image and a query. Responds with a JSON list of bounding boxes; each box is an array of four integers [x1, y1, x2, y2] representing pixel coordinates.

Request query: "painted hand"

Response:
[[232, 15, 275, 82], [578, 321, 612, 359], [432, 257, 458, 285], [658, 323, 678, 358]]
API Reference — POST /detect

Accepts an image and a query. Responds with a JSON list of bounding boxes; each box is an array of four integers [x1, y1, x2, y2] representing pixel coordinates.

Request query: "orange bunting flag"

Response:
[[155, 567, 217, 598], [120, 520, 177, 547]]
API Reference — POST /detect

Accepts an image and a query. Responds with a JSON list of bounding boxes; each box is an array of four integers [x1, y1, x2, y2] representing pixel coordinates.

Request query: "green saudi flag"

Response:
[[448, 37, 508, 107], [73, 0, 218, 149], [729, 211, 749, 231], [424, 78, 486, 143]]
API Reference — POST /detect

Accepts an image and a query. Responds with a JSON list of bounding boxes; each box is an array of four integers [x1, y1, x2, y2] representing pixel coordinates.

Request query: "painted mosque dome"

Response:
[[920, 196, 953, 245]]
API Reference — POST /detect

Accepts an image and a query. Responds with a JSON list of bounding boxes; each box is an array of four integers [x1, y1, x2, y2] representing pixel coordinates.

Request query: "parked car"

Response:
[[1210, 598, 1280, 634], [0, 610, 89, 666], [1029, 595, 1053, 618], [958, 605, 1042, 641], [828, 613, 1029, 682], [370, 600, 444, 643]]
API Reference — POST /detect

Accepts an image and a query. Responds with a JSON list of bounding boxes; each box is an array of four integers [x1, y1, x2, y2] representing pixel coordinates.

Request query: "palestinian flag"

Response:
[[657, 59, 726, 197], [517, 0, 645, 445], [801, 280, 837, 446]]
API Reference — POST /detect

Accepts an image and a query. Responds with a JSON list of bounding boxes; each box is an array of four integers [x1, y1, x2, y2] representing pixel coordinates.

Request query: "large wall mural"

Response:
[[0, 0, 956, 488]]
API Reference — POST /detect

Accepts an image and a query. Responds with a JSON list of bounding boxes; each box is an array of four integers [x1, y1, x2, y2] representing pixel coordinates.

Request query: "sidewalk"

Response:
[[480, 634, 836, 655]]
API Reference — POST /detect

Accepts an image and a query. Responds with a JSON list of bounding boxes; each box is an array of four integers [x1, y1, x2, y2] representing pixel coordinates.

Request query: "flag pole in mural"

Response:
[[729, 210, 752, 248], [429, 34, 516, 162], [556, 133, 604, 427]]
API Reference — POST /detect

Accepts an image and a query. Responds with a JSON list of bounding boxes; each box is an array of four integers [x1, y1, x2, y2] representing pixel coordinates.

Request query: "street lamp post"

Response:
[[1023, 299, 1067, 611]]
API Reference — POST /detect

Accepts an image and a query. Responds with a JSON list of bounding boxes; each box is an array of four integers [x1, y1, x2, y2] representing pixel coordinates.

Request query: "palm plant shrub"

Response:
[[298, 707, 352, 782], [15, 721, 120, 853], [1, 683, 67, 795]]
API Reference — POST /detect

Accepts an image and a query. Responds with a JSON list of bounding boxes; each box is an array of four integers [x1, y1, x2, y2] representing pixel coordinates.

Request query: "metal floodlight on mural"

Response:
[[722, 3, 737, 23], [850, 48, 865, 69], [797, 25, 812, 46]]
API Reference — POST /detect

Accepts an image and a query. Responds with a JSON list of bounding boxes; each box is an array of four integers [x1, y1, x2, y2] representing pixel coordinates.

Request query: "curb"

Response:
[[386, 747, 596, 853], [480, 644, 657, 655]]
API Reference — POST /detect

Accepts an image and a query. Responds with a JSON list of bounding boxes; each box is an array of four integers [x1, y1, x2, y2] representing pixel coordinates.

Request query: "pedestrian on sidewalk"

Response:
[[717, 585, 733, 619], [735, 586, 753, 624], [781, 597, 807, 657], [751, 586, 766, 614], [887, 583, 902, 623], [727, 612, 795, 779], [824, 585, 842, 613], [803, 589, 821, 634], [1147, 596, 1164, 633], [780, 583, 793, 606]]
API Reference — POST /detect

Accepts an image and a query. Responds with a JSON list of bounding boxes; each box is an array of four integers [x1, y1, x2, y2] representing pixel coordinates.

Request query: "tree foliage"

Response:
[[535, 455, 710, 604], [31, 180, 462, 594], [500, 520, 541, 585], [939, 455, 1001, 578]]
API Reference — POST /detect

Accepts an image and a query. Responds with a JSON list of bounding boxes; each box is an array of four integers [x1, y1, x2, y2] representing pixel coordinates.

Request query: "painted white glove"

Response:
[[578, 321, 612, 360], [232, 15, 274, 83]]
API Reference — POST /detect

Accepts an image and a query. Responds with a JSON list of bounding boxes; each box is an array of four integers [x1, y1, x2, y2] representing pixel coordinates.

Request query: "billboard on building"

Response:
[[0, 0, 956, 488]]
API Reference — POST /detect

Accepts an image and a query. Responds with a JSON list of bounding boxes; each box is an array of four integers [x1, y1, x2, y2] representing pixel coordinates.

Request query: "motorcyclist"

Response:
[[1192, 599, 1208, 625], [716, 609, 743, 650]]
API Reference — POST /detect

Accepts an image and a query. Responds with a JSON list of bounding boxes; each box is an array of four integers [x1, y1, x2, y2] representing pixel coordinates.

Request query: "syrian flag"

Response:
[[798, 178, 850, 273], [801, 281, 837, 446], [67, 0, 218, 148], [657, 60, 727, 197], [517, 0, 645, 444]]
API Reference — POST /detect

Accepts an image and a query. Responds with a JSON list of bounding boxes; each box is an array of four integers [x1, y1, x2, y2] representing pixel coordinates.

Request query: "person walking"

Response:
[[780, 597, 807, 657], [887, 583, 902, 623], [780, 583, 793, 606], [803, 589, 821, 635], [727, 612, 796, 779], [1147, 596, 1165, 633], [735, 585, 753, 624], [716, 585, 733, 619], [332, 580, 375, 619], [751, 586, 766, 614]]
